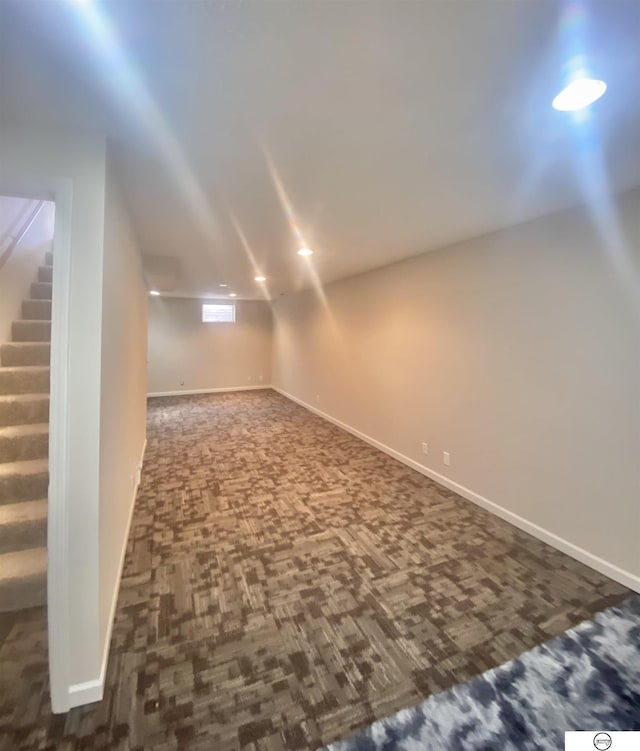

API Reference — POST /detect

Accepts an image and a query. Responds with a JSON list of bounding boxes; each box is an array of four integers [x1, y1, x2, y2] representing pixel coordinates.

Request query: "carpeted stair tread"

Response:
[[0, 394, 49, 426], [37, 266, 53, 284], [0, 458, 49, 504], [0, 499, 47, 553], [11, 320, 51, 343], [0, 547, 47, 612], [0, 423, 49, 439], [0, 423, 49, 463], [30, 282, 52, 301], [1, 342, 51, 367], [21, 299, 52, 321], [0, 366, 50, 395]]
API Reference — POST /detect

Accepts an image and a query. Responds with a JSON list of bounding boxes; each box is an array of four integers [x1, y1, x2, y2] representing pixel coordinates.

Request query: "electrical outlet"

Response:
[[443, 451, 451, 467], [258, 374, 263, 381], [316, 394, 320, 403], [248, 375, 252, 381], [421, 442, 429, 455]]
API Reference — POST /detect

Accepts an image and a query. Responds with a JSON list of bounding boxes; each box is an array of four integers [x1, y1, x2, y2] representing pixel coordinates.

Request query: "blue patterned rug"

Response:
[[324, 595, 640, 751]]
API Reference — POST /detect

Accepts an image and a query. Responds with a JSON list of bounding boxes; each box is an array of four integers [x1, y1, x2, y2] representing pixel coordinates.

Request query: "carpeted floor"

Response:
[[0, 390, 630, 750], [325, 594, 640, 750]]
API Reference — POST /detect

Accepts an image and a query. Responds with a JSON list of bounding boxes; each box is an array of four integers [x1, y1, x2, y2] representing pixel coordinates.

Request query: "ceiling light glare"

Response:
[[254, 275, 266, 282], [297, 247, 313, 256], [229, 292, 237, 297], [218, 283, 228, 287], [552, 78, 607, 111], [149, 290, 160, 296]]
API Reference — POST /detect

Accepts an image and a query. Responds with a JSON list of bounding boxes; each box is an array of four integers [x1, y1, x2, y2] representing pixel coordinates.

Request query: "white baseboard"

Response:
[[67, 676, 103, 706], [148, 385, 272, 398], [273, 386, 640, 594], [67, 437, 148, 708]]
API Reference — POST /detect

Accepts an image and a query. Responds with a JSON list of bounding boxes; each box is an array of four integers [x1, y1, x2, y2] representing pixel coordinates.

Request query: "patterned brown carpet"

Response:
[[0, 390, 629, 750]]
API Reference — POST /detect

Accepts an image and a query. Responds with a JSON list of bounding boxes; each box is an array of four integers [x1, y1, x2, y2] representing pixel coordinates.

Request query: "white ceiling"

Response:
[[4, 0, 640, 299]]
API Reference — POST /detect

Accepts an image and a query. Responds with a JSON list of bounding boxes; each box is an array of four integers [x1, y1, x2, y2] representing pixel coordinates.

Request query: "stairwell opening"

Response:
[[0, 195, 55, 614]]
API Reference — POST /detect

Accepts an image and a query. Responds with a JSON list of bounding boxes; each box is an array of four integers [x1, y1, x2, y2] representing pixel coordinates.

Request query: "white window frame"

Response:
[[202, 303, 236, 323]]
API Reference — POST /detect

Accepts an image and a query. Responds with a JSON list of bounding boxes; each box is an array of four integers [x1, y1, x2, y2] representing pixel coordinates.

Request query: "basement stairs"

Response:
[[0, 251, 52, 612]]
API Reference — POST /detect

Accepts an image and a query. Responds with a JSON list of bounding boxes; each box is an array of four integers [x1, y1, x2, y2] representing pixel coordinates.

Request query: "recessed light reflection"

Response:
[[552, 78, 607, 111], [254, 276, 266, 282], [229, 293, 237, 297], [297, 247, 313, 257], [149, 290, 160, 296], [219, 283, 228, 287]]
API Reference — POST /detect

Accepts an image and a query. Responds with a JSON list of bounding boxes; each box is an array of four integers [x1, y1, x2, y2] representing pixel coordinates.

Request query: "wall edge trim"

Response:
[[273, 387, 640, 593], [67, 437, 147, 708]]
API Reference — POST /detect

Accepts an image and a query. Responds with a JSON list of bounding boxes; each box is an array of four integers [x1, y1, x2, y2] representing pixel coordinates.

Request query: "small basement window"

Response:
[[202, 303, 236, 323]]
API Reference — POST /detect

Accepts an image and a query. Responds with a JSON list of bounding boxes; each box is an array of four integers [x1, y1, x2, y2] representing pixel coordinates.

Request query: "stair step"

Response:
[[12, 320, 51, 343], [0, 394, 49, 427], [0, 459, 48, 504], [44, 251, 53, 267], [0, 547, 47, 612], [37, 266, 53, 284], [0, 500, 47, 553], [1, 342, 50, 367], [22, 299, 52, 321], [30, 282, 52, 301], [0, 424, 48, 463], [0, 366, 49, 396]]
